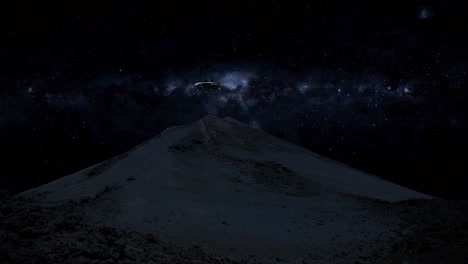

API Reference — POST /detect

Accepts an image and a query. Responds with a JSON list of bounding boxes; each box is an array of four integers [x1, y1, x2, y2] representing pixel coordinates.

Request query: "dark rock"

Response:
[[126, 176, 136, 181], [144, 233, 158, 243], [19, 227, 46, 238], [1, 205, 13, 216], [111, 251, 120, 259], [77, 256, 91, 264]]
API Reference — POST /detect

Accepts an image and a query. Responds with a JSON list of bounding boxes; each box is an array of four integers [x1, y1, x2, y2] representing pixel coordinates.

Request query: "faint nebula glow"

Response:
[[297, 83, 310, 94], [219, 71, 253, 90], [418, 5, 434, 20]]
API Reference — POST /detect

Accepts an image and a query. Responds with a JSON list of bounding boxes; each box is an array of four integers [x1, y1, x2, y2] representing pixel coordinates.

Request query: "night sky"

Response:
[[1, 1, 467, 199]]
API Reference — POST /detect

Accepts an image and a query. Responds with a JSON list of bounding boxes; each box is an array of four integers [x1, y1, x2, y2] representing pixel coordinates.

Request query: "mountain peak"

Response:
[[199, 114, 221, 122], [195, 114, 230, 131]]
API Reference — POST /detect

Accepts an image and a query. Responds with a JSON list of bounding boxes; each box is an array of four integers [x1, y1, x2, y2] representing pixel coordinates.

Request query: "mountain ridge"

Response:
[[12, 114, 440, 262]]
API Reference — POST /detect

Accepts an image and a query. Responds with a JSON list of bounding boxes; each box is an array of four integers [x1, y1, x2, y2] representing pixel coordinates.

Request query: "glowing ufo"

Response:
[[194, 81, 220, 91]]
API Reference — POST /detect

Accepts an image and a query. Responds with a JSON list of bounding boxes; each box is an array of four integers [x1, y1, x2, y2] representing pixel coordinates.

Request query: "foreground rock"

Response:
[[1, 193, 467, 263], [0, 194, 238, 264]]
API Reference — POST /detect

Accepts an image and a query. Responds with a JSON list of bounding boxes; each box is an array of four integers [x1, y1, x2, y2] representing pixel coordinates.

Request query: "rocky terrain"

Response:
[[1, 191, 467, 263], [1, 116, 467, 263], [0, 191, 237, 264]]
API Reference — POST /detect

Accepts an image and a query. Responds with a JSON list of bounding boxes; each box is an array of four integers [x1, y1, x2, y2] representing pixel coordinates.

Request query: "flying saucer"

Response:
[[194, 81, 220, 91]]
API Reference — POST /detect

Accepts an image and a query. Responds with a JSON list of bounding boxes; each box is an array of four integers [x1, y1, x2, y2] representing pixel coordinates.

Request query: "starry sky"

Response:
[[1, 0, 467, 199]]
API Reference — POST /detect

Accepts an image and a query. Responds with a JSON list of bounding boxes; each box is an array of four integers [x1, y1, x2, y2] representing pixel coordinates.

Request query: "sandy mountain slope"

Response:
[[5, 115, 467, 263]]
